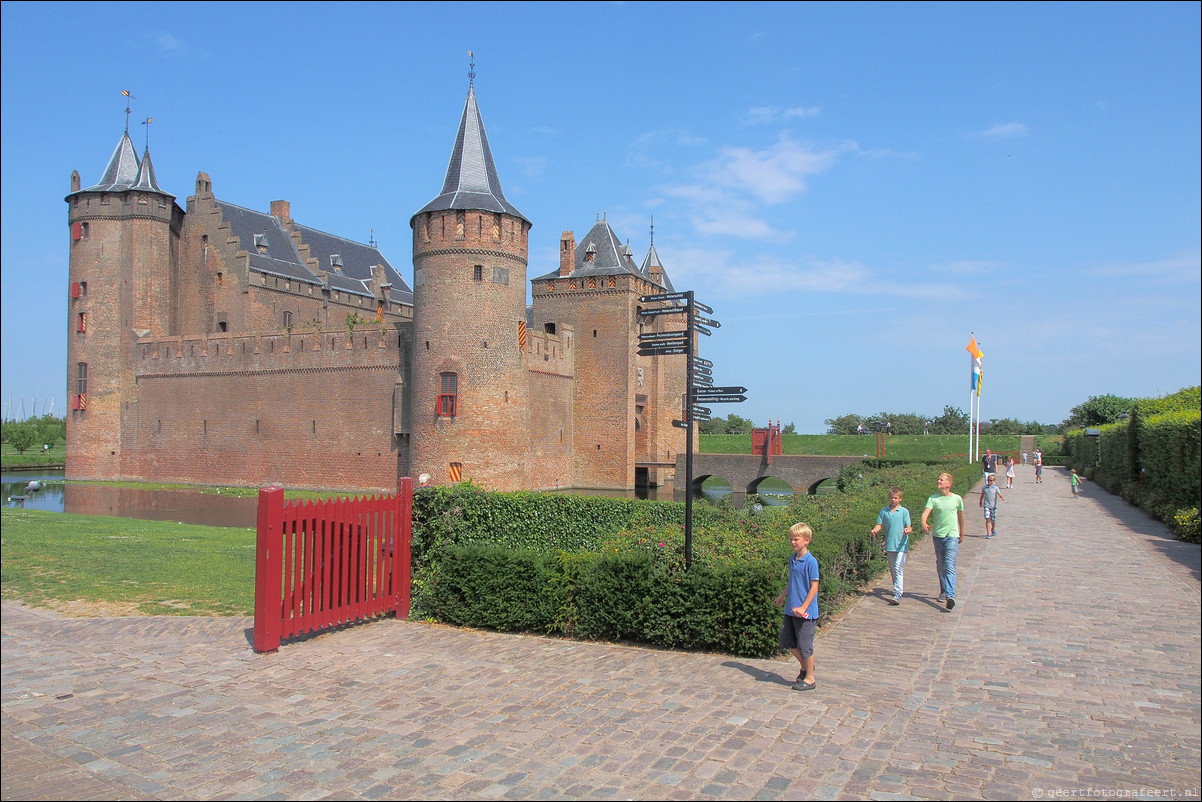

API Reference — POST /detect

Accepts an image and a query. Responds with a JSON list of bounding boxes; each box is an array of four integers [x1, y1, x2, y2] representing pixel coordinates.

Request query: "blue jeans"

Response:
[[887, 550, 906, 599], [932, 536, 958, 599]]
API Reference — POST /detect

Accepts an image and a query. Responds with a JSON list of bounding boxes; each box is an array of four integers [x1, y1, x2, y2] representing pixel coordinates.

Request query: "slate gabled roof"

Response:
[[533, 220, 674, 293], [215, 200, 413, 305], [414, 86, 529, 224]]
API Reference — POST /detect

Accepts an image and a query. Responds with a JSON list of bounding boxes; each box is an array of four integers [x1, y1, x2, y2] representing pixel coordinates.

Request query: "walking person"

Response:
[[870, 487, 912, 604], [1005, 457, 1016, 489], [1033, 448, 1043, 484], [774, 523, 820, 691], [922, 472, 965, 610], [980, 474, 1005, 538], [1071, 469, 1085, 498]]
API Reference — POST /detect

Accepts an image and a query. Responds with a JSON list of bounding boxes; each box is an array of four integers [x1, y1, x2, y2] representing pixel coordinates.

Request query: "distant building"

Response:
[[65, 83, 690, 492]]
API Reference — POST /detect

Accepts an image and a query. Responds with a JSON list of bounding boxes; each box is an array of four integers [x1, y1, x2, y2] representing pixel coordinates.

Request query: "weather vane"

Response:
[[650, 215, 655, 247], [141, 116, 154, 150], [122, 89, 135, 133], [468, 51, 475, 88]]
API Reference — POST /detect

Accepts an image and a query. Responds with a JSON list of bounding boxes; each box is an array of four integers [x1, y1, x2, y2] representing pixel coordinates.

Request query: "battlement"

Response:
[[134, 322, 408, 378]]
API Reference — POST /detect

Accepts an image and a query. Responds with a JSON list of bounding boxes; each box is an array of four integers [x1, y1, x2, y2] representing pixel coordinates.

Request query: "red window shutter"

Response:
[[71, 282, 82, 299], [71, 222, 82, 241]]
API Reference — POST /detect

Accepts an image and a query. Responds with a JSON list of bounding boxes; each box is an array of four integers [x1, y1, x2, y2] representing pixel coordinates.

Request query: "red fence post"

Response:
[[395, 477, 412, 620], [253, 486, 284, 653]]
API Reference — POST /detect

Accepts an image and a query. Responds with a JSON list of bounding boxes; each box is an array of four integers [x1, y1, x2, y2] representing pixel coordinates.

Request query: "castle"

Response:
[[64, 83, 690, 493]]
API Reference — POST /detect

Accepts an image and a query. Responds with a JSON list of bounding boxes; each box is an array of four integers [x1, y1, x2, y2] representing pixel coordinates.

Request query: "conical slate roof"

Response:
[[414, 86, 528, 224], [131, 148, 173, 198], [85, 131, 141, 192], [640, 242, 676, 293]]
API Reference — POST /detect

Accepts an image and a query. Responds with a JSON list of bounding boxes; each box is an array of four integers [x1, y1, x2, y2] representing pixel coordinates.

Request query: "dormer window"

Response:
[[585, 243, 596, 262], [330, 254, 343, 273], [253, 233, 269, 253]]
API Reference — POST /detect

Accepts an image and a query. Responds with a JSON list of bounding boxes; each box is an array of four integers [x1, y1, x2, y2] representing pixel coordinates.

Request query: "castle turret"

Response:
[[409, 84, 532, 489], [65, 131, 181, 479]]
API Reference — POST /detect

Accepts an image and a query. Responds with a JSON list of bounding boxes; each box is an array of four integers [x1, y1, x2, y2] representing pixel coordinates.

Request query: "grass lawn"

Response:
[[1, 507, 254, 616], [1, 441, 65, 468]]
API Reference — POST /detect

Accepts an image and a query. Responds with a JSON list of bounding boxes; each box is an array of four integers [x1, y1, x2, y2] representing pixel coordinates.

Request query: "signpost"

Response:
[[638, 290, 747, 569]]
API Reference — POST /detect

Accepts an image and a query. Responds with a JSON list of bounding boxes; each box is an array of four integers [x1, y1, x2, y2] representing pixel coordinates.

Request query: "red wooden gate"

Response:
[[253, 478, 412, 653]]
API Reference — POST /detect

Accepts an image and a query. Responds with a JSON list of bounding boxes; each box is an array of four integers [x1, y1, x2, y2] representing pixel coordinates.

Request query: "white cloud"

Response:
[[1093, 249, 1202, 282], [156, 32, 182, 52], [703, 135, 843, 204], [744, 105, 821, 125], [662, 247, 975, 300], [971, 122, 1029, 140]]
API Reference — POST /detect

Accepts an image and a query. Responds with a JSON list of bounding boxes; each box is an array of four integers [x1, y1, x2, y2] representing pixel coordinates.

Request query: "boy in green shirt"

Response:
[[921, 472, 965, 610]]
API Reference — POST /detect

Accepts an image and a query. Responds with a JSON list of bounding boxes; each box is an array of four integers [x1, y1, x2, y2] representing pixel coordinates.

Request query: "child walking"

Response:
[[922, 472, 965, 610], [774, 522, 820, 691], [1005, 457, 1016, 488], [1071, 469, 1085, 498], [979, 474, 1005, 538], [870, 487, 912, 605]]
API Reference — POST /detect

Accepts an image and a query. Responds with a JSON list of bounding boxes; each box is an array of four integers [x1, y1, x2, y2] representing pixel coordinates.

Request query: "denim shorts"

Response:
[[779, 614, 816, 657]]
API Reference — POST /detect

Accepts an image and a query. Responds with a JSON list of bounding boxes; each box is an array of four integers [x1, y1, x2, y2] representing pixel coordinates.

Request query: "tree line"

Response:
[[1, 415, 65, 453]]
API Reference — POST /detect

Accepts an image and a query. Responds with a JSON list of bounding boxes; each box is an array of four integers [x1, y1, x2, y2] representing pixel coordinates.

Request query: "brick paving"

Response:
[[3, 466, 1199, 800]]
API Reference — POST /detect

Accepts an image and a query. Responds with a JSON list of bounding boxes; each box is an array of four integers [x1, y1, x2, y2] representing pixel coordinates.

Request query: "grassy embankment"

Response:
[[1, 441, 65, 469], [700, 433, 1063, 459]]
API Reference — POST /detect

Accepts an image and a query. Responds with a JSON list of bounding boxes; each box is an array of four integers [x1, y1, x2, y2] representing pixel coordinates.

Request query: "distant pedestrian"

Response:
[[979, 474, 1005, 539], [981, 448, 999, 479], [870, 487, 912, 604], [1021, 451, 1028, 465], [774, 522, 819, 691], [418, 473, 431, 488], [1005, 457, 1016, 489], [1071, 469, 1085, 498], [1033, 449, 1043, 484], [922, 472, 965, 610], [924, 420, 929, 435]]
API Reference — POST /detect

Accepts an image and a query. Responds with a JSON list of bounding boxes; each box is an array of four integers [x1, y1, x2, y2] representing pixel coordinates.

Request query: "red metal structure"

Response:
[[751, 419, 783, 463], [253, 478, 412, 653]]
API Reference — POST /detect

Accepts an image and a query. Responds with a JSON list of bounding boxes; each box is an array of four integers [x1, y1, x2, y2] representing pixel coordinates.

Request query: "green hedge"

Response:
[[409, 461, 980, 657], [1062, 387, 1200, 542]]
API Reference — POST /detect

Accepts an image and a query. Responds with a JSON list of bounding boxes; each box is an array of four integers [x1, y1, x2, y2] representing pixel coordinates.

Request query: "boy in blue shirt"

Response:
[[870, 486, 912, 605], [774, 522, 820, 691]]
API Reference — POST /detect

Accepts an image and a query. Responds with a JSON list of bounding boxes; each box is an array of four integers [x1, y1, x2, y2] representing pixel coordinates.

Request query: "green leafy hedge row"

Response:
[[1062, 387, 1201, 542], [409, 461, 980, 657]]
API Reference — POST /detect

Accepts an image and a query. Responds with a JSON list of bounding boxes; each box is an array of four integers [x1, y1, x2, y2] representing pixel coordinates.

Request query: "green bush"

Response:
[[1173, 508, 1200, 544], [407, 460, 981, 658]]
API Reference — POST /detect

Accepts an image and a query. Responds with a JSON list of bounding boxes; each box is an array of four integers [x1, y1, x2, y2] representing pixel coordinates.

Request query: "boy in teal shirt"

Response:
[[870, 486, 912, 605]]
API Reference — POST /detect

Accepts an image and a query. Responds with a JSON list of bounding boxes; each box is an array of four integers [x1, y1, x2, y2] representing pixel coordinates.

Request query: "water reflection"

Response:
[[3, 471, 257, 528]]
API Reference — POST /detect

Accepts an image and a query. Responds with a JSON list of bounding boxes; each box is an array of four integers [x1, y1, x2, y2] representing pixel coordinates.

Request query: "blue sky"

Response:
[[2, 1, 1199, 433]]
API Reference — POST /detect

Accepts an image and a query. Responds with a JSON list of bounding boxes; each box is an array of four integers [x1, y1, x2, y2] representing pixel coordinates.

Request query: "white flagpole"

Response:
[[969, 384, 975, 464]]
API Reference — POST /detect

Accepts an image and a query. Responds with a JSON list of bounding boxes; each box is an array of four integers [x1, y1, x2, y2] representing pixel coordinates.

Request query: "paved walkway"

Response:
[[3, 466, 1200, 800]]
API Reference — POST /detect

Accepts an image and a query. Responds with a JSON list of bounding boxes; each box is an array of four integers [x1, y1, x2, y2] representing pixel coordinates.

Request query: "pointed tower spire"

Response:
[[131, 147, 173, 197], [85, 131, 141, 192], [414, 84, 528, 224]]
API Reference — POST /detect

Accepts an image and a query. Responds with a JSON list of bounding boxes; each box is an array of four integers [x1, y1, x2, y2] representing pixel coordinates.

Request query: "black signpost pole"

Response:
[[685, 290, 695, 571]]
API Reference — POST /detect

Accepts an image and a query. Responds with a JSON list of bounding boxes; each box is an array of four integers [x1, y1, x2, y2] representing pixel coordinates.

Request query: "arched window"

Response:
[[437, 372, 458, 417]]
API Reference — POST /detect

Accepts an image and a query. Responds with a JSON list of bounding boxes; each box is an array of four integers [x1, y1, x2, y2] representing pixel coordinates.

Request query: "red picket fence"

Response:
[[253, 479, 412, 653]]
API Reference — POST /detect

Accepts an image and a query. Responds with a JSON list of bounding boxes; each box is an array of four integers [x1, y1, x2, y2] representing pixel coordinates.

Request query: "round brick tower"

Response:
[[65, 131, 179, 480], [410, 84, 532, 489]]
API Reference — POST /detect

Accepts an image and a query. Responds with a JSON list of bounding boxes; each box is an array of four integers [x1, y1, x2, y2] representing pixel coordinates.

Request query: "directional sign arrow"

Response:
[[692, 364, 713, 376], [693, 316, 721, 329], [641, 292, 690, 304], [639, 330, 688, 342], [638, 346, 688, 357], [692, 405, 712, 416], [639, 306, 685, 318], [693, 395, 746, 404], [704, 385, 747, 394], [692, 376, 713, 387], [694, 357, 713, 369], [693, 324, 712, 337], [693, 300, 714, 314], [672, 419, 690, 429]]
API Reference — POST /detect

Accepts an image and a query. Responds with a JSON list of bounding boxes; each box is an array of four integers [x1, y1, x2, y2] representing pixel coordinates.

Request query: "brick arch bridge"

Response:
[[673, 454, 864, 495]]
